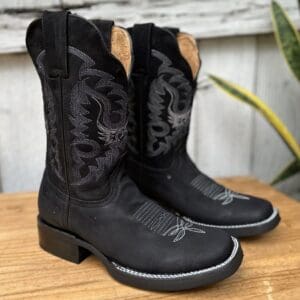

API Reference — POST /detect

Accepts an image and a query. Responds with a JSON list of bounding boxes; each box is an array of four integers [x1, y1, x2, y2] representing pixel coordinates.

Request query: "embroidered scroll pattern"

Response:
[[147, 49, 193, 156]]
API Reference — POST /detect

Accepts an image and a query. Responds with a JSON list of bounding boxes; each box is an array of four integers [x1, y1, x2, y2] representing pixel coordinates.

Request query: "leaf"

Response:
[[271, 159, 300, 185], [209, 74, 300, 160], [271, 1, 300, 82]]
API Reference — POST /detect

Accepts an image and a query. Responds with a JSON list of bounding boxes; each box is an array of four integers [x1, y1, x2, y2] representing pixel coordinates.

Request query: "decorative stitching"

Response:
[[184, 208, 279, 229], [37, 46, 128, 186], [163, 217, 205, 242], [147, 49, 193, 156], [68, 46, 127, 186], [191, 174, 250, 205], [37, 46, 127, 185], [127, 80, 138, 154], [134, 201, 205, 242], [111, 237, 239, 279], [36, 52, 64, 182]]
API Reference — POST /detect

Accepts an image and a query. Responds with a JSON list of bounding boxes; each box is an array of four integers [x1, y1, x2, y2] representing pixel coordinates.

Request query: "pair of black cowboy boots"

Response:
[[26, 11, 280, 291]]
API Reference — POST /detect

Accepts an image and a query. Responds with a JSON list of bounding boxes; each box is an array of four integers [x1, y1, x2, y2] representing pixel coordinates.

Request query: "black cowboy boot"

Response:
[[26, 12, 243, 291], [127, 24, 280, 238]]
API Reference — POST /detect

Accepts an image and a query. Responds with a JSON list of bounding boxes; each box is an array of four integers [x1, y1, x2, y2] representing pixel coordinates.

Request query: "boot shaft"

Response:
[[26, 12, 131, 200], [128, 24, 200, 167]]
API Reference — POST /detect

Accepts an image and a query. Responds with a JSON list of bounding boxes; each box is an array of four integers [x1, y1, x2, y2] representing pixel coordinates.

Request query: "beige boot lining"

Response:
[[111, 28, 199, 79], [177, 32, 200, 79], [111, 26, 132, 78]]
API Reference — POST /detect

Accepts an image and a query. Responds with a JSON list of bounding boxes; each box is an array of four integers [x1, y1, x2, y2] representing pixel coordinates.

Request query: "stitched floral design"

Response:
[[134, 201, 205, 242], [36, 46, 127, 186], [213, 189, 250, 205], [163, 217, 205, 242], [67, 46, 127, 185], [191, 174, 250, 205], [147, 49, 193, 156]]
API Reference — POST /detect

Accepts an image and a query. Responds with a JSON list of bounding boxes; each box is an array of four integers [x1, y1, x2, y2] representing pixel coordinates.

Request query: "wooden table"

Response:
[[0, 177, 299, 299]]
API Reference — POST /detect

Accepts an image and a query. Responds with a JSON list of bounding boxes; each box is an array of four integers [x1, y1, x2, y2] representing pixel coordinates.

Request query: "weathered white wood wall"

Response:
[[0, 0, 299, 196], [1, 0, 300, 53], [190, 35, 300, 198]]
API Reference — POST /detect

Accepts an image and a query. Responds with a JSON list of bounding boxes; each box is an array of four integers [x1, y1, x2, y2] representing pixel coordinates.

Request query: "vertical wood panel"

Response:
[[0, 54, 45, 192], [188, 36, 257, 178], [252, 34, 300, 195]]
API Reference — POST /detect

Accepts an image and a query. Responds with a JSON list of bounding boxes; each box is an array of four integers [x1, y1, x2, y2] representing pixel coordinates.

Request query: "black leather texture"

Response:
[[126, 24, 279, 229], [26, 12, 237, 276]]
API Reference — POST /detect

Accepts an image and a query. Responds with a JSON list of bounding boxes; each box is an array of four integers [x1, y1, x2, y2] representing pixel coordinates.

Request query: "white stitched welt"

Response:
[[184, 208, 279, 229], [111, 237, 239, 279]]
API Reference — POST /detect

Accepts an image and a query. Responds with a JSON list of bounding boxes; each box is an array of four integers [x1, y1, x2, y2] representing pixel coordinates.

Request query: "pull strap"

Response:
[[42, 11, 70, 78], [92, 20, 114, 51], [131, 23, 153, 74]]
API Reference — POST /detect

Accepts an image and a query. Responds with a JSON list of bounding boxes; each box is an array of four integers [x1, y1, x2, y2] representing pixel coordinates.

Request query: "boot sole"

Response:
[[184, 208, 280, 238], [38, 217, 243, 291]]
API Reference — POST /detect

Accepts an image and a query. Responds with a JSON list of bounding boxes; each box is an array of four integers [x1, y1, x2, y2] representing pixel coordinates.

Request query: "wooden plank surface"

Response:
[[0, 0, 299, 54], [0, 177, 299, 299]]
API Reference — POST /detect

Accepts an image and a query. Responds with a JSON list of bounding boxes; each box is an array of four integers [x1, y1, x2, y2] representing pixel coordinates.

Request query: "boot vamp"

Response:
[[69, 175, 234, 273], [128, 154, 274, 226]]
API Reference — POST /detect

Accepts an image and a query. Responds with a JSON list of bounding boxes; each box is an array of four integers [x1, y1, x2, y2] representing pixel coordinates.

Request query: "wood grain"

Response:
[[0, 0, 299, 54], [0, 177, 299, 299]]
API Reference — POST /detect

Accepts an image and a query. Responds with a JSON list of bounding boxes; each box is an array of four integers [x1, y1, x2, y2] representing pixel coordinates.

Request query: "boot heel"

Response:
[[38, 217, 90, 264]]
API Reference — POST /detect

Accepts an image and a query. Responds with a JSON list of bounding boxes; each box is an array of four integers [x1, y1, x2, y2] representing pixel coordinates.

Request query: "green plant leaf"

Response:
[[209, 74, 300, 159], [271, 159, 300, 185], [271, 1, 300, 81]]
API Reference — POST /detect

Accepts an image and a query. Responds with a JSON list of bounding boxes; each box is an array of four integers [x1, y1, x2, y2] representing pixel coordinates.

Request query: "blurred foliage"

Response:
[[271, 0, 300, 81], [209, 1, 300, 185]]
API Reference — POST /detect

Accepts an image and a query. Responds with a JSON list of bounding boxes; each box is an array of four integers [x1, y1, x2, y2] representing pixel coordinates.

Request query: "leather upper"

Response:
[[128, 152, 274, 225], [126, 24, 275, 226], [26, 12, 235, 274]]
